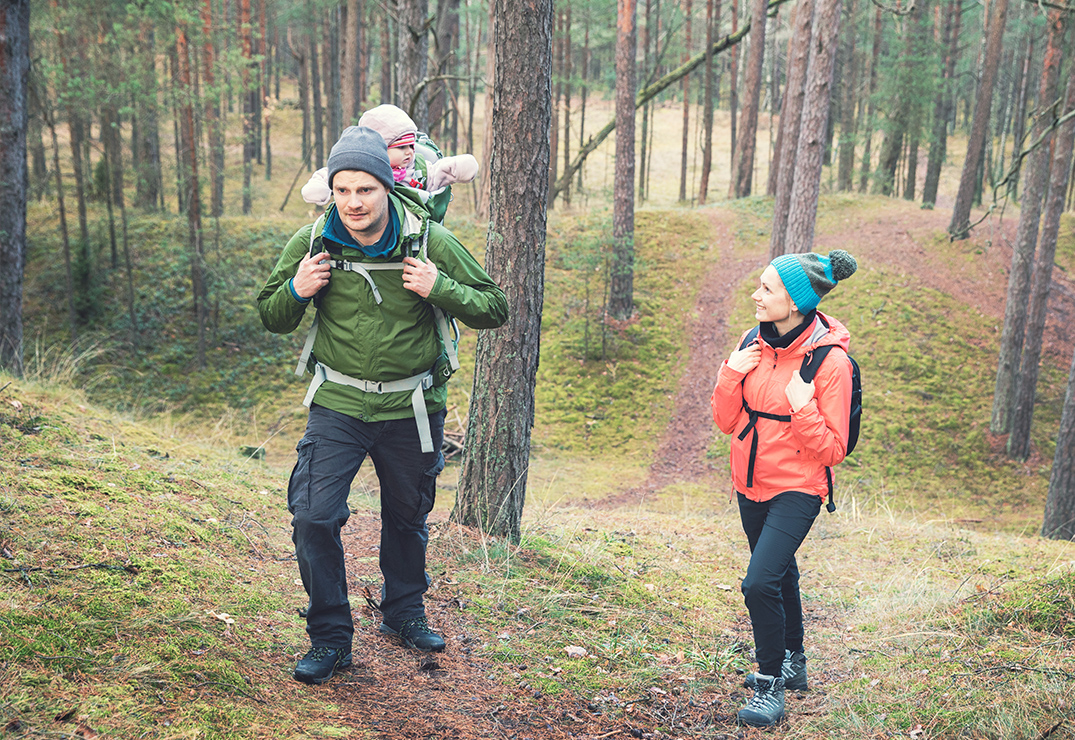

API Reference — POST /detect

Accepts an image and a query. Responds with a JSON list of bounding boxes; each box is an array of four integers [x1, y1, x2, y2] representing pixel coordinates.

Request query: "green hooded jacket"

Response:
[[257, 189, 508, 422]]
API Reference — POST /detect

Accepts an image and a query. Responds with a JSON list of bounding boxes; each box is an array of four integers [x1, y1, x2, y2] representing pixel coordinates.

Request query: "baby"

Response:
[[301, 104, 478, 223]]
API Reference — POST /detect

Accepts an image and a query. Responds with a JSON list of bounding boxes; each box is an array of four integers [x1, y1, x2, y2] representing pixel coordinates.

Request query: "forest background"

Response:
[[2, 0, 1075, 736]]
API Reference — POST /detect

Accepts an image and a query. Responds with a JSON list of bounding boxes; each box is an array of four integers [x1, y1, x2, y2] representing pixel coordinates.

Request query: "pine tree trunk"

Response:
[[1043, 346, 1075, 539], [783, 0, 842, 254], [679, 0, 692, 202], [240, 0, 255, 213], [728, 0, 768, 198], [768, 0, 813, 257], [609, 0, 637, 319], [380, 6, 392, 104], [948, 0, 1008, 239], [453, 0, 552, 544], [202, 0, 225, 217], [698, 0, 717, 204], [835, 0, 857, 192], [176, 24, 208, 369], [477, 2, 494, 219], [323, 8, 340, 144], [922, 0, 962, 207], [398, 0, 429, 127], [728, 0, 739, 172], [134, 24, 162, 210], [638, 0, 650, 203], [991, 9, 1066, 436], [1007, 54, 1075, 461], [578, 17, 589, 195], [340, 0, 362, 125], [548, 10, 561, 207], [562, 6, 573, 207], [1006, 31, 1033, 201], [857, 5, 881, 193], [0, 0, 29, 375]]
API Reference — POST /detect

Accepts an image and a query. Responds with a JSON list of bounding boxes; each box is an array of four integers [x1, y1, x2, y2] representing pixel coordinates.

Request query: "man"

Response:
[[258, 126, 508, 685]]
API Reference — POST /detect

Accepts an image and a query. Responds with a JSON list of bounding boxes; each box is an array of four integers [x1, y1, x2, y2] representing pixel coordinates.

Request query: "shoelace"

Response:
[[306, 647, 339, 661], [400, 617, 434, 635], [746, 685, 782, 711]]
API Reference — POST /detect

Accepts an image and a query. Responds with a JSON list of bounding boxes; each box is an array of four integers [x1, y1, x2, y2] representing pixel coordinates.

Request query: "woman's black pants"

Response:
[[737, 490, 821, 678]]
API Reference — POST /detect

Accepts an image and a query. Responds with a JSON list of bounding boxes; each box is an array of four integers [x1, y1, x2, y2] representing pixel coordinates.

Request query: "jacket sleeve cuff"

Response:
[[289, 278, 312, 303]]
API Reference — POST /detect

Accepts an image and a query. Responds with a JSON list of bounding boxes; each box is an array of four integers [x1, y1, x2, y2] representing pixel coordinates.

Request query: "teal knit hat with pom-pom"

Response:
[[770, 250, 857, 312]]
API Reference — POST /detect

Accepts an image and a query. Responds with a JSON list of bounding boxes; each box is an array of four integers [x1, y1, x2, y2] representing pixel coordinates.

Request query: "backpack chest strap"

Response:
[[326, 260, 404, 304], [303, 361, 437, 453], [737, 400, 792, 489]]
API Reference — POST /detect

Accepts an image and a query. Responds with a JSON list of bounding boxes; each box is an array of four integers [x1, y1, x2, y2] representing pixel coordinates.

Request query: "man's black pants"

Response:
[[287, 404, 446, 649]]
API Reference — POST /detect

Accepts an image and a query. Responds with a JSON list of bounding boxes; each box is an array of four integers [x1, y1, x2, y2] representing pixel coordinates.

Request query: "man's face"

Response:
[[332, 170, 390, 244]]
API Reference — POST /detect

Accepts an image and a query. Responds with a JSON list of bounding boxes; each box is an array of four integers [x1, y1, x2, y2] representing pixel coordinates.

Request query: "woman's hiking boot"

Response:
[[737, 674, 786, 727], [744, 650, 807, 691]]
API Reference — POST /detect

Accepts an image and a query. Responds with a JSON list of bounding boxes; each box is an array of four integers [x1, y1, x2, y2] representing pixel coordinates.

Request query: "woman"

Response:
[[711, 249, 857, 727]]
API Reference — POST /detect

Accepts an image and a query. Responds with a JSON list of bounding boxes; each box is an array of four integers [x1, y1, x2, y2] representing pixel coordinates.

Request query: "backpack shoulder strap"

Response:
[[738, 326, 760, 350], [800, 344, 837, 383]]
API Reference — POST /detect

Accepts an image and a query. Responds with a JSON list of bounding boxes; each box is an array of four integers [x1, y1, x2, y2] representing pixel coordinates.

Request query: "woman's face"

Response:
[[752, 265, 797, 325]]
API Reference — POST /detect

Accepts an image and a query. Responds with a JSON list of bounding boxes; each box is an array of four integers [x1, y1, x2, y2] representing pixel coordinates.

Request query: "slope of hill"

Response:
[[5, 197, 1075, 738]]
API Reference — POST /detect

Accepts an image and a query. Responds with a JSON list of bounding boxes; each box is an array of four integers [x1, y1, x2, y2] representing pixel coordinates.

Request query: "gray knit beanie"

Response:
[[770, 250, 857, 312], [326, 126, 395, 190]]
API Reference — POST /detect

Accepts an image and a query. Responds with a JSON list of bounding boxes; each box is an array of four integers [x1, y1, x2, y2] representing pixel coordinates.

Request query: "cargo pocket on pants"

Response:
[[287, 438, 317, 513], [412, 452, 445, 523]]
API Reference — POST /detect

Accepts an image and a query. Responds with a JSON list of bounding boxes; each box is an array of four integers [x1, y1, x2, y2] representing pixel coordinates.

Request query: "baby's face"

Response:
[[389, 144, 415, 170]]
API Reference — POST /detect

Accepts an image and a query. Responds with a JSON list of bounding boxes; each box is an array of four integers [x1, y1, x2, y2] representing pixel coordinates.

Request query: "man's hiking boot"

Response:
[[293, 646, 352, 685], [737, 674, 786, 727], [379, 617, 446, 652], [744, 650, 808, 691]]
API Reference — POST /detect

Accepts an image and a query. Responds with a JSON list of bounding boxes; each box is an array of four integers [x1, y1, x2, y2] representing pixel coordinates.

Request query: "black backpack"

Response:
[[737, 319, 861, 512]]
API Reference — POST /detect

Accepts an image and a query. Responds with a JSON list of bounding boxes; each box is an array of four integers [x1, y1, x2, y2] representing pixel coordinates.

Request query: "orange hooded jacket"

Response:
[[711, 311, 853, 503]]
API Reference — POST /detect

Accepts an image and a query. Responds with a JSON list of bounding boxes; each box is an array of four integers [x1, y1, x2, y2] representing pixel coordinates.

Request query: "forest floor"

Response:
[[259, 203, 1075, 739]]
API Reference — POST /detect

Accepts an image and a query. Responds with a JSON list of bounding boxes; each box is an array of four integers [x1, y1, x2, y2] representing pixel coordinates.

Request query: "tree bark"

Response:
[[679, 0, 692, 202], [202, 0, 225, 217], [857, 5, 881, 193], [398, 0, 429, 128], [176, 24, 208, 370], [698, 0, 717, 204], [728, 0, 738, 172], [834, 0, 856, 192], [1007, 52, 1075, 461], [768, 0, 814, 257], [609, 0, 638, 320], [922, 0, 962, 207], [453, 0, 552, 545], [1043, 346, 1075, 539], [991, 9, 1066, 436], [948, 0, 1008, 239], [728, 0, 767, 198], [240, 0, 256, 213], [0, 0, 29, 375], [562, 6, 573, 207], [341, 0, 362, 125], [782, 0, 841, 255]]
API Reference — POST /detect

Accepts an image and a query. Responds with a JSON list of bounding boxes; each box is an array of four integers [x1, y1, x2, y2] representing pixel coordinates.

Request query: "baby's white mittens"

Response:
[[427, 155, 479, 191], [301, 167, 332, 206]]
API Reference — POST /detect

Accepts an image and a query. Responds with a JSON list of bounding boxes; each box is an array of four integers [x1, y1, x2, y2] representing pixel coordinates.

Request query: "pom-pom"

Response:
[[829, 250, 857, 281]]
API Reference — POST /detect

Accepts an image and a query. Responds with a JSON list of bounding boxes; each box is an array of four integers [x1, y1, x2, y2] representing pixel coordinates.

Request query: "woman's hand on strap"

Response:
[[726, 342, 762, 375], [785, 369, 815, 413]]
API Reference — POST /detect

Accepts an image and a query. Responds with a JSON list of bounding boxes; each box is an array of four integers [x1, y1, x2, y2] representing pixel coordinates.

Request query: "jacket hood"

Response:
[[759, 310, 850, 357]]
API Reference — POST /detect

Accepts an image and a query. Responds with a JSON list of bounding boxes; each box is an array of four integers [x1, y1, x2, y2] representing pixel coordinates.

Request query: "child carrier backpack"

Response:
[[737, 318, 861, 513], [293, 210, 460, 454]]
